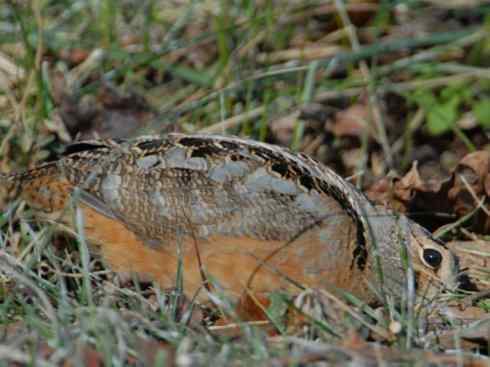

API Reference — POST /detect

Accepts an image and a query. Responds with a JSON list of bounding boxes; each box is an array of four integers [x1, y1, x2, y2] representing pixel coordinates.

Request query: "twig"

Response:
[[199, 105, 266, 133], [207, 320, 270, 332]]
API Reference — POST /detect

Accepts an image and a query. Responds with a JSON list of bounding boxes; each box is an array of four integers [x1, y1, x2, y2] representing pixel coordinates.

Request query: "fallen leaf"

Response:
[[367, 151, 490, 233], [238, 292, 270, 320], [269, 111, 300, 146], [394, 161, 426, 202], [330, 103, 369, 138], [449, 151, 490, 230]]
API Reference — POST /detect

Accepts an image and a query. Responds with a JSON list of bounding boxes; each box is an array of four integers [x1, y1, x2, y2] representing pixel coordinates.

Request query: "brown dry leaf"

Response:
[[235, 292, 271, 321], [208, 294, 274, 337], [341, 148, 364, 175], [449, 151, 490, 230], [329, 102, 369, 138], [367, 151, 490, 233], [395, 161, 427, 202], [269, 111, 301, 146], [365, 174, 400, 210], [392, 163, 453, 217], [208, 293, 281, 338], [365, 166, 435, 214]]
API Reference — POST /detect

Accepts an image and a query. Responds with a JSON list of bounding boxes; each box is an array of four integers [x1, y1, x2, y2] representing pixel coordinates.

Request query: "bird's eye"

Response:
[[423, 248, 443, 269]]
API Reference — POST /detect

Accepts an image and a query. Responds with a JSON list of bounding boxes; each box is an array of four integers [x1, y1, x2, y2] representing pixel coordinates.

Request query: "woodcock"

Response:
[[3, 134, 459, 304]]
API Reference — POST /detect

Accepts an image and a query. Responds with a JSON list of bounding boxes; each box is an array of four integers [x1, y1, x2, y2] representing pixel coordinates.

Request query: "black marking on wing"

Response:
[[229, 154, 241, 161], [317, 181, 368, 271], [190, 145, 223, 158], [298, 174, 315, 191], [250, 147, 279, 162], [137, 139, 164, 151], [270, 162, 289, 177], [178, 137, 207, 147], [63, 142, 108, 156], [177, 136, 226, 158], [219, 140, 241, 151]]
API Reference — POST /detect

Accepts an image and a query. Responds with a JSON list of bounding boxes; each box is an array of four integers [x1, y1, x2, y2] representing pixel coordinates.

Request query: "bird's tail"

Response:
[[0, 162, 71, 212]]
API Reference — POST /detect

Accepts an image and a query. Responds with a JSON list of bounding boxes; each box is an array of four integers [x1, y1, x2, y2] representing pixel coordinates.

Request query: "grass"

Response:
[[0, 0, 489, 365]]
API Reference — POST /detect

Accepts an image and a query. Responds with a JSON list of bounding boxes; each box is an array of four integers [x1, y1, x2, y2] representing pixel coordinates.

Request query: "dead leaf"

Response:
[[449, 151, 490, 229], [366, 175, 398, 209], [234, 292, 278, 323], [269, 111, 300, 146], [395, 162, 426, 202], [330, 103, 369, 138], [367, 151, 490, 233]]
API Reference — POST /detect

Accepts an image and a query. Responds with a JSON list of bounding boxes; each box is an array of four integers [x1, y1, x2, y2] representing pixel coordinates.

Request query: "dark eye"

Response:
[[423, 249, 442, 268]]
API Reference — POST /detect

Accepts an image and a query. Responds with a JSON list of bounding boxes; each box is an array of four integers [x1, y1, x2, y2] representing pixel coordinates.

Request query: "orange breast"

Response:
[[79, 205, 373, 302]]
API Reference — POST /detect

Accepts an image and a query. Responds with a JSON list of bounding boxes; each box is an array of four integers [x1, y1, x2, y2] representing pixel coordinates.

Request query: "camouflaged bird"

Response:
[[3, 134, 458, 303]]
